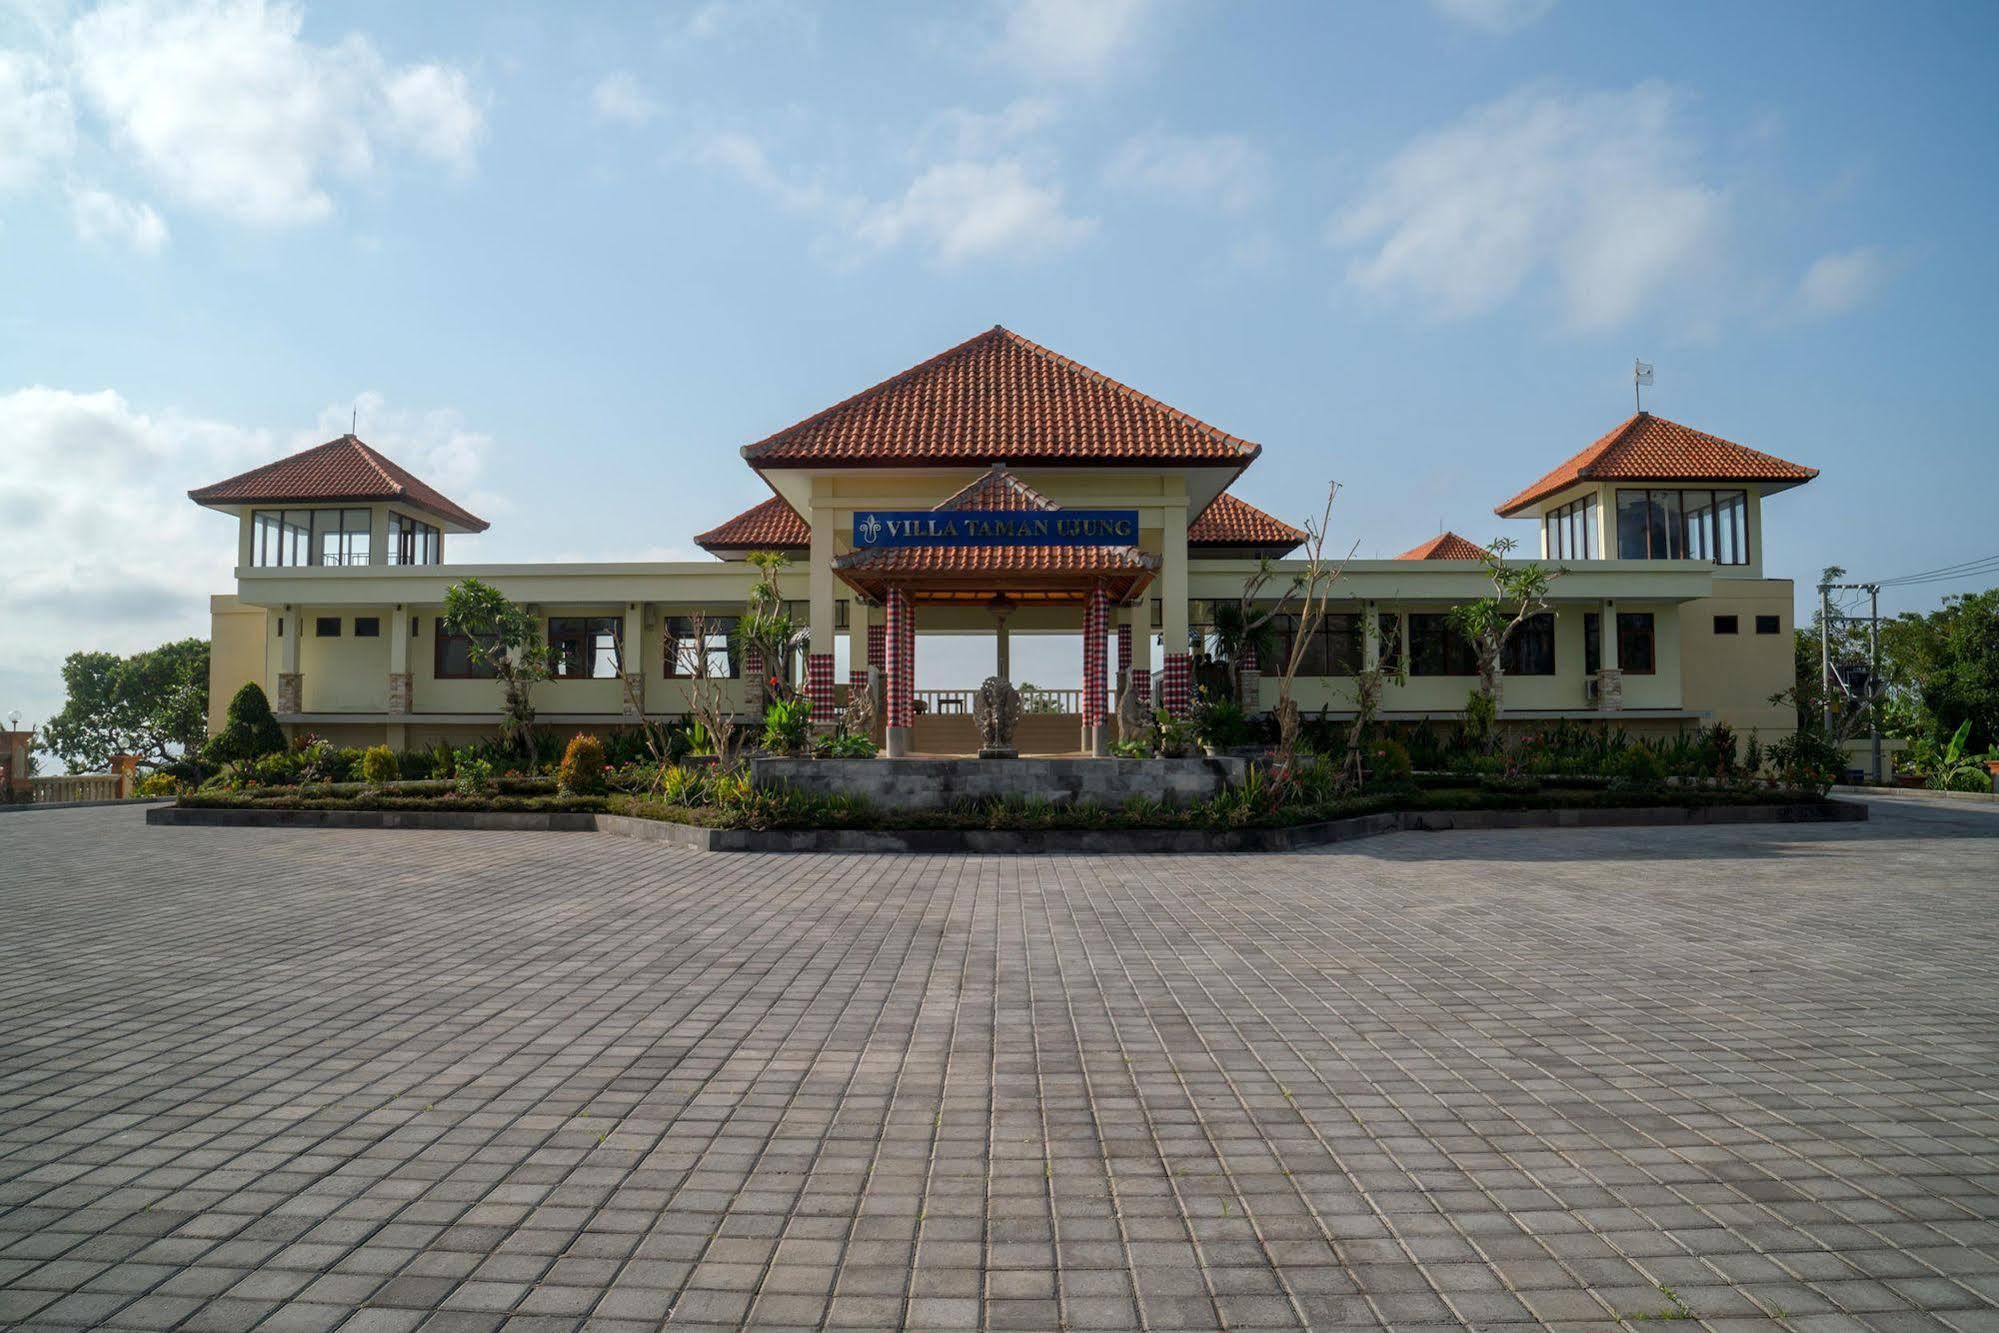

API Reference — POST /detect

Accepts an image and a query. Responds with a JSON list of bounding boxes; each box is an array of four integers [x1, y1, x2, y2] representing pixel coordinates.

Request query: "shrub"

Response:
[[397, 748, 435, 781], [1365, 738, 1413, 787], [815, 732, 877, 758], [1945, 766, 1993, 794], [203, 682, 286, 765], [1192, 692, 1252, 749], [1109, 739, 1150, 759], [658, 765, 709, 807], [359, 745, 398, 785], [1768, 729, 1844, 796], [454, 749, 494, 797], [134, 771, 184, 798], [1617, 745, 1666, 787], [761, 697, 812, 756], [431, 739, 456, 779], [558, 733, 608, 796]]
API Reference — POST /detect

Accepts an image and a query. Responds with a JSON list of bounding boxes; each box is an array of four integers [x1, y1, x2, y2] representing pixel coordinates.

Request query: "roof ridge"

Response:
[[740, 327, 1009, 462], [993, 326, 1259, 456], [347, 436, 409, 497]]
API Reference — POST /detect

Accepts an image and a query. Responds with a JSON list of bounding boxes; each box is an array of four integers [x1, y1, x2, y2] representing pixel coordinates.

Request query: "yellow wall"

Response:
[[301, 608, 392, 712], [207, 595, 270, 735], [1678, 580, 1797, 741]]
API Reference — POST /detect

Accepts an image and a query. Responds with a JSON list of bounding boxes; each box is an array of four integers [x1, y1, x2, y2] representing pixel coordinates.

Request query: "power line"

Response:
[[1871, 552, 1999, 588]]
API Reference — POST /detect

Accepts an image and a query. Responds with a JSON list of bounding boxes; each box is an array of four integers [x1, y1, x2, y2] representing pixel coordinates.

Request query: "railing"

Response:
[[914, 687, 1084, 715], [32, 774, 126, 803]]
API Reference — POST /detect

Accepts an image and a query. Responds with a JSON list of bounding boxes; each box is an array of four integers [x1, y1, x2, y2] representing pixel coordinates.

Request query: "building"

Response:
[[193, 326, 1816, 755]]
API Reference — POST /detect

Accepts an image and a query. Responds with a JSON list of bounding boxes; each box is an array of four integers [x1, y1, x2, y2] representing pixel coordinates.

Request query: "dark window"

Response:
[[665, 616, 740, 678], [1376, 613, 1405, 674], [1543, 496, 1597, 560], [1713, 614, 1739, 635], [1756, 614, 1781, 635], [1500, 612, 1556, 676], [354, 616, 381, 637], [1585, 612, 1657, 675], [435, 629, 500, 680], [315, 616, 341, 637], [1268, 611, 1363, 677], [1409, 614, 1479, 676], [388, 512, 442, 565], [549, 617, 622, 679], [1616, 489, 1748, 564]]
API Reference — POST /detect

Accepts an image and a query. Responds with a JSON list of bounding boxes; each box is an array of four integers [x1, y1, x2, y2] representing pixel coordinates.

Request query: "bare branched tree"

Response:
[[679, 611, 744, 773], [1270, 483, 1356, 772]]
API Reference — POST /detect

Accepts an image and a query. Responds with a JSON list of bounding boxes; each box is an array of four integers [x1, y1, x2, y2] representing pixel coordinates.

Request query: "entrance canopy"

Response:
[[831, 465, 1160, 605]]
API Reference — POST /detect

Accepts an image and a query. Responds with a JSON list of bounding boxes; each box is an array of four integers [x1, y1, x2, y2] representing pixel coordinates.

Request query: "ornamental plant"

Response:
[[358, 745, 398, 786], [203, 682, 287, 766], [441, 577, 550, 761], [558, 733, 608, 796], [761, 696, 812, 756]]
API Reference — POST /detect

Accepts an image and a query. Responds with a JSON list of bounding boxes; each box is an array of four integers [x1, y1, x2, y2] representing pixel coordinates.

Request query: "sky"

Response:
[[4, 0, 1997, 721]]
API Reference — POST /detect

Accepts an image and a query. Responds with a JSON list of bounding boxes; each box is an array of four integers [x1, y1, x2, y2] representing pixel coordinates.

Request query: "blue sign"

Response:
[[852, 509, 1141, 549]]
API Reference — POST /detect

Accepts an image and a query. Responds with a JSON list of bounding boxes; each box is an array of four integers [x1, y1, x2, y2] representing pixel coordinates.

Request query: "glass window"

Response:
[[1755, 614, 1781, 635], [435, 628, 499, 680], [1501, 612, 1556, 676], [1585, 612, 1657, 675], [1409, 614, 1479, 676], [355, 617, 381, 637], [1617, 489, 1749, 565], [314, 616, 341, 637], [665, 616, 740, 678], [1267, 612, 1363, 678], [1544, 496, 1596, 560], [251, 509, 316, 566], [388, 512, 442, 566], [310, 509, 371, 566], [1681, 490, 1714, 561], [549, 617, 622, 679], [1713, 615, 1738, 635], [1716, 491, 1747, 565], [1616, 490, 1651, 559]]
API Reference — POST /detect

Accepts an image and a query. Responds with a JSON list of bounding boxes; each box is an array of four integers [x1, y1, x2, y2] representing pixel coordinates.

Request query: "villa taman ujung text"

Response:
[[190, 326, 1817, 757]]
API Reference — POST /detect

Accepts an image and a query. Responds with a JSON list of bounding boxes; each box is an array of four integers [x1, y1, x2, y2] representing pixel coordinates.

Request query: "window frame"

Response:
[[1755, 614, 1782, 635], [354, 616, 381, 638], [1713, 614, 1739, 635], [434, 626, 501, 680], [548, 616, 623, 680], [664, 616, 741, 679], [314, 616, 342, 638], [1584, 611, 1657, 676], [1267, 610, 1364, 678], [1615, 488, 1749, 565], [1500, 611, 1557, 676], [1543, 495, 1597, 561], [1408, 613, 1480, 677], [387, 511, 442, 566]]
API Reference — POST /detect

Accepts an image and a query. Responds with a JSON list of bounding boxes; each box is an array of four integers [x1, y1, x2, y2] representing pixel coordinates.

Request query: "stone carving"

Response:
[[974, 675, 1022, 759], [844, 678, 877, 741], [1117, 676, 1148, 745], [388, 672, 413, 716], [277, 672, 302, 715], [1596, 668, 1624, 713]]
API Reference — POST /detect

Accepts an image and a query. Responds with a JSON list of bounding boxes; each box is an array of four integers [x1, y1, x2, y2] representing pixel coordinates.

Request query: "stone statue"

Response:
[[974, 675, 1022, 759], [843, 678, 876, 744], [1117, 676, 1149, 746]]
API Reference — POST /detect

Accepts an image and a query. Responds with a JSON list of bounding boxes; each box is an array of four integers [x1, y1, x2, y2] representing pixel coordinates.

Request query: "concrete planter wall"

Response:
[[750, 756, 1247, 813]]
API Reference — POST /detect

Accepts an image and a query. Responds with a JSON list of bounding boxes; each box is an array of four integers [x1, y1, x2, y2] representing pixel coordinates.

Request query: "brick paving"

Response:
[[2, 797, 1997, 1332]]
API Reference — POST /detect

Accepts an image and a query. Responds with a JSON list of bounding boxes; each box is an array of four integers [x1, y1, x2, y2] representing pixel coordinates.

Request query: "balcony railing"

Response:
[[914, 687, 1083, 715]]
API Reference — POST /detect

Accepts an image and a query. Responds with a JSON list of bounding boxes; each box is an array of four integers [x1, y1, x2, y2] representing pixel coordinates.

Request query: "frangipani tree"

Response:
[[442, 577, 550, 759], [1447, 537, 1564, 744]]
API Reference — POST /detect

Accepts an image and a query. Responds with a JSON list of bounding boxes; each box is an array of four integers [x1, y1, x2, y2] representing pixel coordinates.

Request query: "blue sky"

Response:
[[4, 0, 1996, 720]]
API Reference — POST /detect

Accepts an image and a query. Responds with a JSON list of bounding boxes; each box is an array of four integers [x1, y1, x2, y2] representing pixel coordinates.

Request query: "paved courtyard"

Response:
[[2, 797, 1997, 1332]]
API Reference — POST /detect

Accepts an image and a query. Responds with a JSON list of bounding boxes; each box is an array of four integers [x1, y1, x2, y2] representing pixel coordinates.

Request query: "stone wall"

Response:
[[751, 756, 1246, 812]]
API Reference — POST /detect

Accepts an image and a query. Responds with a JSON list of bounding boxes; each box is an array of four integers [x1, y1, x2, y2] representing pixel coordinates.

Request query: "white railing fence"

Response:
[[914, 687, 1083, 716]]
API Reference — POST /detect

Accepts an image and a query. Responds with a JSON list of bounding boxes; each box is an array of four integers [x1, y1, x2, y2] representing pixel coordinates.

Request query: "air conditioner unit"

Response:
[[1585, 677, 1601, 703]]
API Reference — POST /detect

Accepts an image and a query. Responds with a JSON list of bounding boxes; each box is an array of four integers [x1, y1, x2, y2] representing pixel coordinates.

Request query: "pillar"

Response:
[[1125, 604, 1153, 719], [621, 603, 645, 719], [806, 651, 835, 733], [1082, 584, 1108, 754], [1161, 504, 1191, 717], [884, 587, 912, 757], [278, 605, 302, 715], [388, 603, 413, 723], [1597, 599, 1623, 712], [1116, 622, 1132, 682], [807, 509, 837, 734]]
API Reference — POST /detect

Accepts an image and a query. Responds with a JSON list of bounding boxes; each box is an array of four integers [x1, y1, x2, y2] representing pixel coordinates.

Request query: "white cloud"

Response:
[[591, 71, 657, 127], [1105, 130, 1267, 212], [1330, 82, 1725, 331], [696, 124, 1092, 267], [993, 0, 1152, 81], [1797, 246, 1890, 316], [65, 0, 484, 227], [681, 0, 816, 46], [856, 159, 1095, 265], [0, 386, 504, 725], [68, 183, 168, 252], [0, 50, 74, 188], [1429, 0, 1557, 33], [921, 97, 1058, 160]]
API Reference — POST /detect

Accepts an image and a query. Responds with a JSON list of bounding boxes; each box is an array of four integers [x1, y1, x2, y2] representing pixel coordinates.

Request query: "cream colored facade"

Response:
[[200, 469, 1802, 751]]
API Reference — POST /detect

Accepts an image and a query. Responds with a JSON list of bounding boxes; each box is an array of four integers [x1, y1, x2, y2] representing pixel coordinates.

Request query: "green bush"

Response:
[[134, 771, 183, 798], [359, 745, 398, 785], [1768, 729, 1844, 796], [1617, 745, 1666, 787], [397, 749, 435, 781], [558, 733, 608, 796], [1365, 738, 1413, 786], [454, 749, 494, 797], [815, 732, 877, 758], [761, 697, 812, 755], [203, 682, 286, 765], [431, 739, 455, 779], [1945, 766, 1993, 794]]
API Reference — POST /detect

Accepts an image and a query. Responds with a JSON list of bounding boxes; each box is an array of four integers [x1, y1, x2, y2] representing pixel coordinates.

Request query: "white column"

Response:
[[1161, 504, 1188, 659], [809, 508, 836, 655], [1600, 599, 1620, 672]]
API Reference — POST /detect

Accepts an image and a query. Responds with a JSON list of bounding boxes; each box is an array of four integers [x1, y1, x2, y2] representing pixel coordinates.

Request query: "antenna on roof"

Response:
[[1633, 359, 1655, 414], [351, 407, 358, 436]]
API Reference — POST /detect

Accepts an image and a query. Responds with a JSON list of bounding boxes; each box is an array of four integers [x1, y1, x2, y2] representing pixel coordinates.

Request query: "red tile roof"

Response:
[[1396, 531, 1487, 561], [936, 464, 1059, 512], [835, 544, 1157, 577], [1189, 492, 1307, 552], [742, 326, 1261, 468], [188, 435, 489, 531], [1496, 412, 1818, 516], [693, 496, 808, 552]]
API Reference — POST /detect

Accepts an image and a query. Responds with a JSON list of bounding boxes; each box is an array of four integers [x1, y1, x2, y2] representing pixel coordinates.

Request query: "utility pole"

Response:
[[1868, 583, 1882, 783]]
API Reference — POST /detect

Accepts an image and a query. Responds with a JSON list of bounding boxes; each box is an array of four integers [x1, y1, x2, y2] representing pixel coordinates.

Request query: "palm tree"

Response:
[[1209, 599, 1281, 703]]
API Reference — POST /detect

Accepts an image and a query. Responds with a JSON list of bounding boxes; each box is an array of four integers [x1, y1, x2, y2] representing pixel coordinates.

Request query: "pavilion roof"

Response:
[[1496, 412, 1817, 516], [188, 434, 488, 531]]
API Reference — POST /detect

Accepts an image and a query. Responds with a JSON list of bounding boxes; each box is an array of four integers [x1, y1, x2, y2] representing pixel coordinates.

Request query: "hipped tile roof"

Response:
[[1496, 412, 1817, 516], [935, 464, 1059, 512], [693, 496, 808, 551], [742, 326, 1261, 468], [1396, 531, 1487, 561], [833, 544, 1158, 577], [188, 435, 488, 531], [1188, 492, 1307, 552]]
